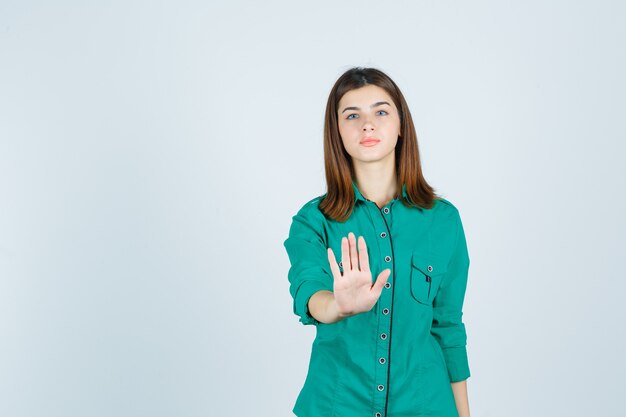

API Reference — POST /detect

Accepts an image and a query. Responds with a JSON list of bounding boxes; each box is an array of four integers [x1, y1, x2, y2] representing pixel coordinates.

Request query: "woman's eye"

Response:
[[347, 114, 358, 120], [377, 110, 388, 116]]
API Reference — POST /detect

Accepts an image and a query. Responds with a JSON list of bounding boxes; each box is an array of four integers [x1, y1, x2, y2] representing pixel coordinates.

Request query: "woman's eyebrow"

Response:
[[341, 101, 391, 114]]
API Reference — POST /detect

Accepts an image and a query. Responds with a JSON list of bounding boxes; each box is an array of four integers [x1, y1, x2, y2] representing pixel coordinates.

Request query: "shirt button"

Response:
[[380, 232, 387, 238], [427, 265, 433, 272], [379, 357, 386, 364], [382, 308, 389, 315], [377, 384, 385, 391], [375, 413, 382, 417], [383, 207, 390, 214], [384, 255, 391, 262], [380, 333, 387, 340], [339, 261, 343, 268], [385, 282, 391, 289]]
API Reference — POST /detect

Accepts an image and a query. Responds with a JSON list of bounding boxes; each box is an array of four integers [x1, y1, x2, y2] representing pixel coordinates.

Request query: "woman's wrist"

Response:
[[324, 294, 341, 323], [309, 290, 351, 324], [327, 294, 354, 322]]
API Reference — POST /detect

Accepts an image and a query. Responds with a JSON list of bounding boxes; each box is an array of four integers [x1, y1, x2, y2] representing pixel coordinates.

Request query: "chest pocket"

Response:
[[410, 251, 448, 305]]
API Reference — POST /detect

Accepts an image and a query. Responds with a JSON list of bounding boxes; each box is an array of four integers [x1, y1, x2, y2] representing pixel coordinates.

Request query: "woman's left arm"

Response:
[[451, 380, 470, 417], [429, 204, 472, 415], [430, 206, 471, 381]]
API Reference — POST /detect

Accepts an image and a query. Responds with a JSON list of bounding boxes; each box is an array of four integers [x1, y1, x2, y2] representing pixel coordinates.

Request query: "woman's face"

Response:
[[337, 84, 401, 167]]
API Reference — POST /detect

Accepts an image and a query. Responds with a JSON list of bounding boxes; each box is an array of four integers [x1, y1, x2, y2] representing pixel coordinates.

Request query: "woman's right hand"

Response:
[[327, 231, 391, 318]]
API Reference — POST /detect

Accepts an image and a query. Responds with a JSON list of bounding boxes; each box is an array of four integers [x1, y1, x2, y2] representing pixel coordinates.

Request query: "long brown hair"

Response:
[[319, 67, 439, 222]]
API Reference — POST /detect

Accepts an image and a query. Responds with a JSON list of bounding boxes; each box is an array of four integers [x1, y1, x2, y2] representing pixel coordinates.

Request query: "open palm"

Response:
[[327, 232, 391, 318]]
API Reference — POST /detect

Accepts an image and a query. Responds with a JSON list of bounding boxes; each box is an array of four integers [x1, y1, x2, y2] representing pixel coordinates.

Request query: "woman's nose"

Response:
[[362, 118, 375, 132]]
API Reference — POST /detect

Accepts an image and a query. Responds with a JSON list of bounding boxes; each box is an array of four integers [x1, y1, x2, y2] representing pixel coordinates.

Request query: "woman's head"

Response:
[[337, 84, 401, 175], [319, 67, 437, 222]]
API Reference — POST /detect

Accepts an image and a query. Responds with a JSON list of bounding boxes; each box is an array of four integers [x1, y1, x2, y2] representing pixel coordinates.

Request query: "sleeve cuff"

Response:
[[442, 346, 471, 382], [294, 279, 334, 325]]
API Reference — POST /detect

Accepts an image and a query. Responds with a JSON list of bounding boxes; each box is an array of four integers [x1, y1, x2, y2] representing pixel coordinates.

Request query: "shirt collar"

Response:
[[352, 181, 408, 204]]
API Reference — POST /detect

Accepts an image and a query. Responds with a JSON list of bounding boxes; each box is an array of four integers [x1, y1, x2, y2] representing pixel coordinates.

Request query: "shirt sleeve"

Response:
[[283, 204, 334, 326], [431, 207, 471, 382]]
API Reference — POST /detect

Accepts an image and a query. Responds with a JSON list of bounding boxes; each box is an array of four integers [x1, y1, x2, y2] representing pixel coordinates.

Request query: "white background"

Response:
[[1, 1, 625, 416]]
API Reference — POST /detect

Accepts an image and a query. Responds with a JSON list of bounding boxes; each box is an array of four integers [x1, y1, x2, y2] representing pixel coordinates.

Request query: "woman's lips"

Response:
[[360, 139, 380, 147]]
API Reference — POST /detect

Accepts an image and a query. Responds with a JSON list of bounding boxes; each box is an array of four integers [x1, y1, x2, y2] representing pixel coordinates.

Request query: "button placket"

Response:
[[367, 201, 393, 415]]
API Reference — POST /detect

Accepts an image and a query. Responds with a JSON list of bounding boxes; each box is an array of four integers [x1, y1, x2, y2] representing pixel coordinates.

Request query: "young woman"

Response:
[[284, 67, 472, 417]]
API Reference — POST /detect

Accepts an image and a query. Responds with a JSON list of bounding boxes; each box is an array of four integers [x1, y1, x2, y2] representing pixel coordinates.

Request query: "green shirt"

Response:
[[284, 181, 471, 417]]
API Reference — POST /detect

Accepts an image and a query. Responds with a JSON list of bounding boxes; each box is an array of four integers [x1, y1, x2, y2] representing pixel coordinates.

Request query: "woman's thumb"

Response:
[[372, 269, 391, 295]]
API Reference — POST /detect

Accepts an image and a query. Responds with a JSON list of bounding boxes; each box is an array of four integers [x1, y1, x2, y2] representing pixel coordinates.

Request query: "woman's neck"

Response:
[[353, 166, 398, 208]]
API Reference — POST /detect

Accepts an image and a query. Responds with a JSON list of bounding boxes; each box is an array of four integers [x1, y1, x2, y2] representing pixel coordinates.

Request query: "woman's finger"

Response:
[[357, 235, 369, 272], [348, 232, 359, 271], [327, 248, 341, 278], [372, 269, 391, 295], [340, 236, 350, 272]]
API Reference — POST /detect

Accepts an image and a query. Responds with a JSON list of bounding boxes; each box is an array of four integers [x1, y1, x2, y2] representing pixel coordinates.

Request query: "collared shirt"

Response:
[[284, 181, 471, 417]]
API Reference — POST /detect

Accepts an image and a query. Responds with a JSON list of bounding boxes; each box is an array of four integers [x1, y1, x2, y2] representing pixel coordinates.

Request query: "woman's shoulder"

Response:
[[285, 195, 329, 240], [303, 194, 325, 208], [290, 194, 327, 220], [434, 196, 459, 211], [431, 196, 463, 224], [295, 194, 324, 212]]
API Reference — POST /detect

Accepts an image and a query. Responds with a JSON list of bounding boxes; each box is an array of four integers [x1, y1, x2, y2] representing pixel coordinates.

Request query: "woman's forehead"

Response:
[[339, 85, 395, 109]]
